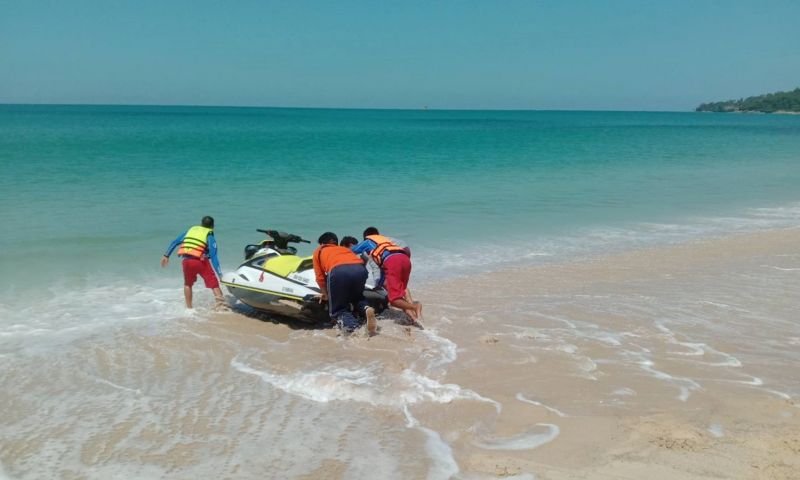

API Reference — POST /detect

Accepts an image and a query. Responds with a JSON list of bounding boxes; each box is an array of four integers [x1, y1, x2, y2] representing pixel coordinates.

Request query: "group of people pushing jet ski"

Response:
[[312, 227, 422, 334], [162, 216, 422, 335]]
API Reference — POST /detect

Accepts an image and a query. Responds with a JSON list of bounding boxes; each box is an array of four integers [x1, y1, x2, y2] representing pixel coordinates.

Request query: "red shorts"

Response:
[[383, 253, 411, 302], [182, 257, 219, 288]]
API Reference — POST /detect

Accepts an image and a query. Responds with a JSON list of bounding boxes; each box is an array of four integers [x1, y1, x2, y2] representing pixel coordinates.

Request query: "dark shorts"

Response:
[[182, 257, 219, 288], [327, 263, 368, 320], [383, 253, 411, 302]]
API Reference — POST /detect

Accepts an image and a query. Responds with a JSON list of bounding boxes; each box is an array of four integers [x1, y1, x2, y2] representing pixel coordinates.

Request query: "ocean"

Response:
[[3, 106, 800, 284], [1, 105, 799, 479]]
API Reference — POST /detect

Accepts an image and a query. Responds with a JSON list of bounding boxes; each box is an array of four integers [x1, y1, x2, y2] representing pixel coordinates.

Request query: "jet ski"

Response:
[[221, 229, 388, 324]]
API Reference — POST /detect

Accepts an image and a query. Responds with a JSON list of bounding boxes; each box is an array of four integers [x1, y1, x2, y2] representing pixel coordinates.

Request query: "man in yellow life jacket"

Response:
[[351, 227, 422, 322], [160, 216, 225, 309]]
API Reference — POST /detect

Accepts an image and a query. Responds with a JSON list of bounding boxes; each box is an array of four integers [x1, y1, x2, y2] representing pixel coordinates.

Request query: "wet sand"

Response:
[[416, 227, 800, 479], [2, 228, 799, 479]]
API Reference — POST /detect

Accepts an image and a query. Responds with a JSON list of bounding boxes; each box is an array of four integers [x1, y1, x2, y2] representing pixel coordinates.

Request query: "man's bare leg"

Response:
[[391, 298, 419, 320], [212, 287, 227, 310], [403, 290, 422, 319], [390, 298, 416, 318], [184, 286, 193, 309]]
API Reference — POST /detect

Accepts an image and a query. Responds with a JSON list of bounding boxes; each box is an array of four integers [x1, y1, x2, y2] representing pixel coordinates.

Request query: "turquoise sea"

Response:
[[2, 105, 800, 479], [2, 105, 800, 290]]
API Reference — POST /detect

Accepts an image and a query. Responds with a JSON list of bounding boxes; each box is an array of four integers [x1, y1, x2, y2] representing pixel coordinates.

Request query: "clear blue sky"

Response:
[[1, 0, 798, 110]]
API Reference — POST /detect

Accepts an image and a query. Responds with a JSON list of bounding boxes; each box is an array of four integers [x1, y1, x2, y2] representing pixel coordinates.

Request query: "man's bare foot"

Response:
[[214, 298, 229, 312], [413, 302, 423, 320], [365, 307, 377, 336]]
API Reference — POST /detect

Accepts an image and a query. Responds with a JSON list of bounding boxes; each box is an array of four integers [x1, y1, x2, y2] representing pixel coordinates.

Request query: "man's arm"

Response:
[[350, 239, 375, 255], [374, 269, 385, 289], [164, 230, 187, 257], [161, 230, 187, 267], [312, 249, 327, 297], [207, 234, 222, 276]]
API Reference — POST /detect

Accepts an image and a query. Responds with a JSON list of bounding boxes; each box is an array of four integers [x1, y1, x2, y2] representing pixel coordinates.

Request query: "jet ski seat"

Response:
[[263, 255, 313, 277]]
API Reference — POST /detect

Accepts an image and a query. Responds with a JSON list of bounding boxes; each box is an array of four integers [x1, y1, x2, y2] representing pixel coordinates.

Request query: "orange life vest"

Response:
[[177, 226, 212, 258], [366, 234, 407, 266]]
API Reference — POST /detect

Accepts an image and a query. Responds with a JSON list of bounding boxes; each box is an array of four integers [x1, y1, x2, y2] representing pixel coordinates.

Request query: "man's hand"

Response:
[[160, 256, 169, 268], [318, 294, 327, 304]]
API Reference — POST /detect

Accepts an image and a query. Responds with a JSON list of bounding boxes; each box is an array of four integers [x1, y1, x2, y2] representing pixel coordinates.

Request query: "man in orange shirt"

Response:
[[313, 232, 377, 335]]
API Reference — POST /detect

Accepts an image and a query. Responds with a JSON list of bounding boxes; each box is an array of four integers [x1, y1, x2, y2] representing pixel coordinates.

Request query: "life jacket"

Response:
[[366, 234, 407, 266], [178, 226, 213, 258], [314, 244, 361, 274]]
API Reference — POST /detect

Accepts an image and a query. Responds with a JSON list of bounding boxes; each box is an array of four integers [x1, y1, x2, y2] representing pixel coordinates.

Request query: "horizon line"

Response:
[[0, 101, 691, 113]]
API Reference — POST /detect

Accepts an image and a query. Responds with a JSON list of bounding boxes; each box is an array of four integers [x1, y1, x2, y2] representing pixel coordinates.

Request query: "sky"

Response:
[[1, 0, 799, 111]]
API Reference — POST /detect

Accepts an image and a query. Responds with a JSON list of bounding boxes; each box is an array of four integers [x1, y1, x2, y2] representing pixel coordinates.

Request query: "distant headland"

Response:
[[696, 87, 800, 114]]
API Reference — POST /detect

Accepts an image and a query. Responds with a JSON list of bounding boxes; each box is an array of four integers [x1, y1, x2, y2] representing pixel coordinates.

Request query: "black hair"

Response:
[[318, 232, 338, 245], [340, 236, 358, 248], [202, 216, 214, 228], [362, 226, 379, 239]]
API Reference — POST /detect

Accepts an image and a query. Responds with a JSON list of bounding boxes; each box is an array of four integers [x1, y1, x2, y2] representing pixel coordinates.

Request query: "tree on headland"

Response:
[[696, 87, 800, 113]]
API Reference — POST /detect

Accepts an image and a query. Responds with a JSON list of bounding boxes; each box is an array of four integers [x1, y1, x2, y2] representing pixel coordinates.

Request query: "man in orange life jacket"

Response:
[[161, 216, 225, 309], [313, 232, 377, 335], [351, 227, 422, 321]]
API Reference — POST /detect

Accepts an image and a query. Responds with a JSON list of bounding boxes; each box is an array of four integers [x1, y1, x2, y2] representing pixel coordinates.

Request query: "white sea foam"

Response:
[[612, 388, 637, 396], [231, 358, 500, 411], [763, 389, 792, 401], [525, 312, 577, 329], [701, 300, 732, 308], [0, 461, 15, 480], [708, 424, 725, 438], [636, 358, 702, 401], [761, 265, 800, 271], [667, 341, 743, 367], [420, 426, 460, 480], [516, 393, 568, 417], [401, 407, 461, 480], [738, 375, 763, 386], [473, 424, 560, 451], [419, 329, 459, 372], [91, 376, 142, 395], [668, 341, 705, 356], [412, 201, 800, 283], [577, 356, 598, 374], [655, 322, 747, 370], [0, 278, 200, 354]]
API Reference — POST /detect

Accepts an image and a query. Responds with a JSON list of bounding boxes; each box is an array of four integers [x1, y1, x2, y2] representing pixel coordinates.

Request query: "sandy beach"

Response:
[[3, 228, 799, 479], [418, 227, 800, 479]]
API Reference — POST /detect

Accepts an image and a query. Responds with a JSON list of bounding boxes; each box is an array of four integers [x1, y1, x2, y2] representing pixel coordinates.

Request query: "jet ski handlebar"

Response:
[[256, 229, 311, 249]]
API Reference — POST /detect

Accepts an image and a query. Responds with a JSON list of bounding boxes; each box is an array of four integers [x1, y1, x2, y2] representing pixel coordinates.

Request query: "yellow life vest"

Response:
[[178, 226, 212, 258], [366, 234, 407, 266]]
